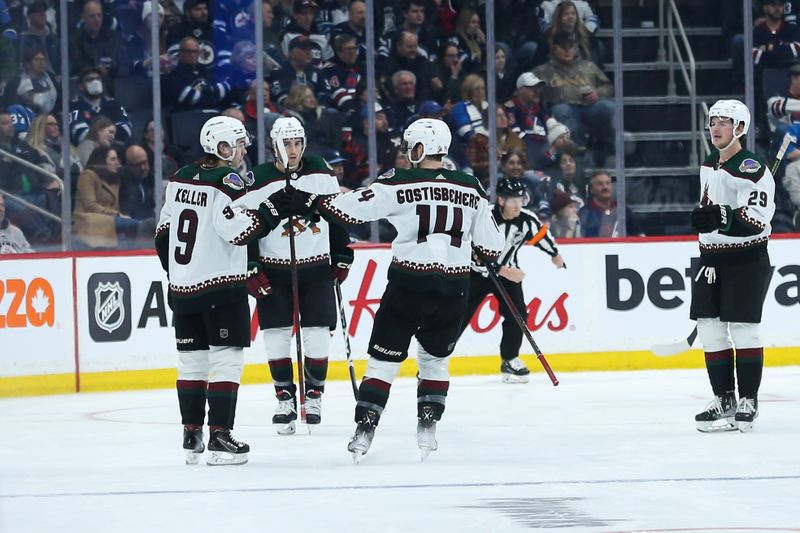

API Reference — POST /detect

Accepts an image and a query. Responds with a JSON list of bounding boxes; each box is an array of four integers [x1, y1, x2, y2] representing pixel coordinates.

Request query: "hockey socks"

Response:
[[304, 356, 328, 394], [177, 379, 207, 426], [207, 381, 239, 429], [268, 357, 295, 396], [735, 347, 763, 399], [417, 379, 448, 421], [704, 348, 735, 396], [355, 377, 392, 425]]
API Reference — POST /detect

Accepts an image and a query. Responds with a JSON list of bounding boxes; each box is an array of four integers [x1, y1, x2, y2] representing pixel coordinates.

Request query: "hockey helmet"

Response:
[[199, 116, 251, 162], [496, 177, 527, 198], [401, 118, 452, 165], [270, 116, 306, 168], [707, 99, 750, 138]]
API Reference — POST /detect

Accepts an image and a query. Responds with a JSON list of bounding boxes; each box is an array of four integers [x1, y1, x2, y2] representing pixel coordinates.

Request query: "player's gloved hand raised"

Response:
[[330, 252, 353, 284], [245, 261, 272, 298], [258, 188, 292, 230], [690, 204, 730, 233], [284, 185, 320, 216]]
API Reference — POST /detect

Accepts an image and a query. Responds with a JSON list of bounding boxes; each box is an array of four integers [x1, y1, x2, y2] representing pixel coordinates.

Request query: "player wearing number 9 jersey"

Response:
[[155, 116, 285, 466], [689, 99, 775, 434], [307, 118, 503, 461]]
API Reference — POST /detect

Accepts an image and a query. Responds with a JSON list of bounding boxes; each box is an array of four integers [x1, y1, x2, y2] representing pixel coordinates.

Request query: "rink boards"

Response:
[[1, 236, 798, 396]]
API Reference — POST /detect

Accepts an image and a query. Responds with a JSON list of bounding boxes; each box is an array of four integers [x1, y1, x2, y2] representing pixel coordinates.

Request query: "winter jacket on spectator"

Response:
[[69, 95, 133, 144], [268, 63, 327, 107], [378, 27, 440, 62], [162, 62, 232, 110], [69, 26, 127, 78], [166, 20, 232, 69], [578, 199, 643, 238], [379, 53, 436, 101], [321, 55, 362, 115], [280, 18, 332, 65], [451, 100, 486, 142], [534, 57, 613, 106], [753, 19, 800, 66], [504, 96, 551, 142], [73, 168, 121, 248]]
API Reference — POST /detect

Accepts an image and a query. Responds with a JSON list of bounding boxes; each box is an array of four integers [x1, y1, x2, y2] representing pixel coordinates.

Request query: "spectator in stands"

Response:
[[550, 149, 586, 208], [342, 102, 396, 188], [73, 145, 141, 249], [579, 171, 644, 237], [322, 33, 362, 117], [0, 192, 35, 253], [77, 116, 117, 166], [284, 84, 340, 152], [28, 114, 83, 180], [504, 72, 555, 166], [540, 0, 599, 34], [549, 188, 581, 238], [227, 41, 260, 103], [494, 45, 516, 103], [498, 148, 547, 212], [379, 31, 436, 101], [141, 119, 180, 178], [119, 144, 155, 223], [753, 0, 800, 67], [331, 0, 366, 57], [5, 47, 58, 115], [320, 147, 346, 186], [167, 0, 232, 69], [233, 0, 284, 67], [280, 0, 333, 65], [534, 31, 614, 163], [494, 0, 543, 73], [384, 69, 420, 132], [162, 36, 232, 111], [268, 35, 327, 106], [451, 73, 488, 143], [537, 1, 603, 67], [378, 0, 439, 61], [16, 1, 59, 74], [127, 0, 171, 78], [449, 9, 486, 76], [69, 0, 126, 79], [243, 80, 281, 133], [467, 104, 525, 186], [431, 42, 466, 107], [69, 67, 133, 144]]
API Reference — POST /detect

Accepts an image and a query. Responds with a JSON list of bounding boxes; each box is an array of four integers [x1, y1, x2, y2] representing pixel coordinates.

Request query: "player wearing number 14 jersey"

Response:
[[155, 116, 284, 465], [689, 100, 775, 434], [291, 118, 504, 462]]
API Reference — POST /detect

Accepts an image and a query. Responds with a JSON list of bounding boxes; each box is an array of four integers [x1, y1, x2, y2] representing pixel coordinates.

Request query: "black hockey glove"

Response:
[[257, 189, 291, 230], [245, 261, 272, 298], [285, 185, 321, 216], [330, 252, 354, 284], [690, 204, 732, 233]]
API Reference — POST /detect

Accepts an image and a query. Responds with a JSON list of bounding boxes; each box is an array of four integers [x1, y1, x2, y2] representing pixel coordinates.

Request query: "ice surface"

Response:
[[2, 368, 799, 532]]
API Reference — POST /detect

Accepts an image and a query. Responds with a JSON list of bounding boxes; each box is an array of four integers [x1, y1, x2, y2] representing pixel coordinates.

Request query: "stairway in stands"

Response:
[[594, 0, 744, 235]]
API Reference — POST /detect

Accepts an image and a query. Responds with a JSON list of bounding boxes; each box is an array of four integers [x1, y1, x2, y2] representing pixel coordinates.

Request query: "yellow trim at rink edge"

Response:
[[2, 348, 799, 398]]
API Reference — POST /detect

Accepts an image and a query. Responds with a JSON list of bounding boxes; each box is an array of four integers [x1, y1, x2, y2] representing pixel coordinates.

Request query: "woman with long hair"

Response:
[[283, 84, 339, 152], [77, 116, 117, 166], [27, 114, 82, 178], [538, 1, 603, 67], [451, 74, 488, 143], [452, 9, 486, 75], [466, 104, 525, 187]]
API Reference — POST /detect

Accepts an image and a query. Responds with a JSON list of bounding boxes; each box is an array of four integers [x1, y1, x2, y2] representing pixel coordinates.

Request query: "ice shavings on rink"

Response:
[[2, 368, 800, 533]]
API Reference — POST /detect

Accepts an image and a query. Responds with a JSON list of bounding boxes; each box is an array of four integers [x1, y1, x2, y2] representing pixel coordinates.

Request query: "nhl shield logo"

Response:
[[94, 282, 125, 333], [88, 273, 132, 342]]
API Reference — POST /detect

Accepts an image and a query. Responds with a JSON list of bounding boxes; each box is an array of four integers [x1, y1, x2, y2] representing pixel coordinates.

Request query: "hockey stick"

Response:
[[335, 280, 359, 400], [650, 132, 795, 357], [287, 208, 307, 423], [484, 261, 559, 386]]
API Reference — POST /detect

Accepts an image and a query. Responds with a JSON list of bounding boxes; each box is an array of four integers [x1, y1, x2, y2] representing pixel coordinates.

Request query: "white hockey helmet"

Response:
[[402, 118, 452, 165], [199, 116, 251, 162], [708, 99, 750, 137], [270, 116, 306, 168]]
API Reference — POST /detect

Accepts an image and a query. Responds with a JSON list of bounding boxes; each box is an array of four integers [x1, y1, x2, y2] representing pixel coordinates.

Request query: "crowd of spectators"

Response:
[[0, 0, 636, 253]]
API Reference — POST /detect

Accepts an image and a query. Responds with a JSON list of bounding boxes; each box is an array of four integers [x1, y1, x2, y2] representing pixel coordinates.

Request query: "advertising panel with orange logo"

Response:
[[0, 258, 75, 377]]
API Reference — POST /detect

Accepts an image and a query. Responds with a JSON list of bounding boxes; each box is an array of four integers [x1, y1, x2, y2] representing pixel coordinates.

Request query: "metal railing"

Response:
[[663, 0, 698, 167], [0, 147, 63, 224]]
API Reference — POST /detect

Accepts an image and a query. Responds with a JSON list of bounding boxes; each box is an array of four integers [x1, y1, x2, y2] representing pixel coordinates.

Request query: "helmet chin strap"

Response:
[[712, 120, 745, 153]]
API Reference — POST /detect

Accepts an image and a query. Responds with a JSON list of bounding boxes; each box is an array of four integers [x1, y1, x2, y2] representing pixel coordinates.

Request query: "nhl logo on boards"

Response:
[[87, 273, 132, 342]]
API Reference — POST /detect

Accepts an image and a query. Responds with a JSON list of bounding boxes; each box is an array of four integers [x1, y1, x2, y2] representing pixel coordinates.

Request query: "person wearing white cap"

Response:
[[127, 0, 169, 76], [504, 72, 563, 169]]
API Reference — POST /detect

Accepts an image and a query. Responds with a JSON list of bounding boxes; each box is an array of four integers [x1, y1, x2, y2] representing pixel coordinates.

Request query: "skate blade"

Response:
[[274, 421, 296, 435], [696, 418, 738, 433], [419, 446, 436, 462], [206, 451, 248, 466], [185, 451, 202, 465], [502, 373, 530, 384], [737, 420, 756, 433]]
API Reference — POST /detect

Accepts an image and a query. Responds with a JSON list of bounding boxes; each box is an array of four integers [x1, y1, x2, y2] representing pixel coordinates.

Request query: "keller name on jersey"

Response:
[[396, 185, 482, 209], [174, 187, 208, 207]]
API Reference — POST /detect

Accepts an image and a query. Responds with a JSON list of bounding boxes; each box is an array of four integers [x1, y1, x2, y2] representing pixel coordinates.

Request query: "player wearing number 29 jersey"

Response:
[[307, 118, 503, 462]]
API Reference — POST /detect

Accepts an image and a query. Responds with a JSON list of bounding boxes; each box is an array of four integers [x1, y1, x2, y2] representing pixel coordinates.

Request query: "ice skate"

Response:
[[735, 397, 758, 433], [182, 426, 204, 465], [206, 429, 249, 466], [272, 391, 297, 435], [695, 392, 737, 433], [417, 405, 438, 462], [501, 357, 530, 384], [348, 409, 378, 464], [305, 390, 322, 432]]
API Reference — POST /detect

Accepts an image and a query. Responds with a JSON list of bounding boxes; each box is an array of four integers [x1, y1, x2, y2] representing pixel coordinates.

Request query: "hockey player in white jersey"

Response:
[[689, 100, 775, 433], [285, 118, 504, 462], [460, 177, 565, 383], [240, 117, 353, 435], [155, 116, 285, 465]]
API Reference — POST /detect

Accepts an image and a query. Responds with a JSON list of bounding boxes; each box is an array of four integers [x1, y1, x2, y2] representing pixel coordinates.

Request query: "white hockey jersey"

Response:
[[319, 166, 504, 295], [698, 148, 775, 257], [234, 156, 345, 283], [155, 164, 265, 312]]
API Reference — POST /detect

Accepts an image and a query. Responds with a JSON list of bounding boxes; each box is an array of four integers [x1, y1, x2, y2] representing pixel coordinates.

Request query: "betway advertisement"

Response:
[[2, 238, 798, 379]]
